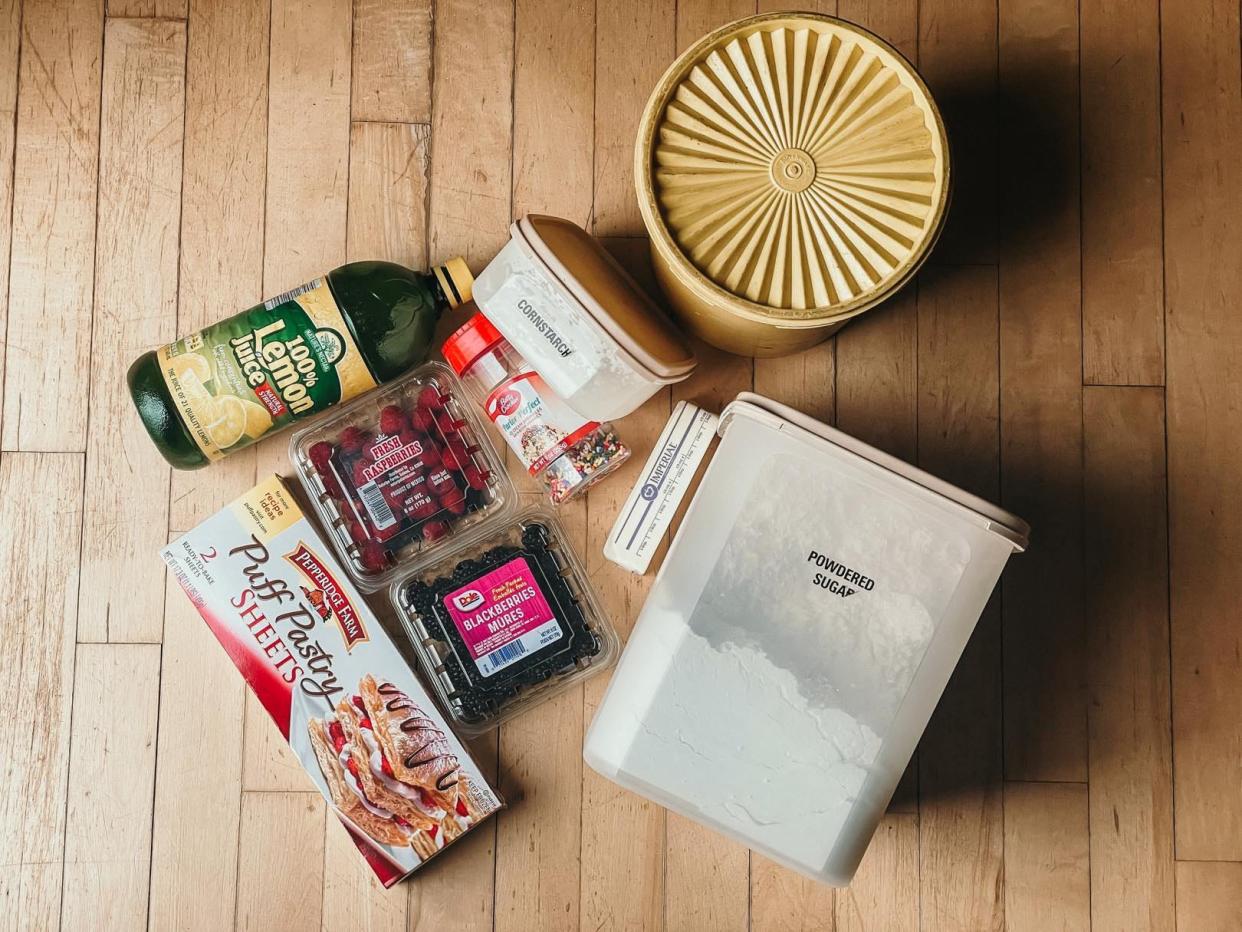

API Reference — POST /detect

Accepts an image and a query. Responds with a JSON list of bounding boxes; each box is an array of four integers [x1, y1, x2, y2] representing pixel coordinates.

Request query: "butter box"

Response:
[[161, 475, 503, 886]]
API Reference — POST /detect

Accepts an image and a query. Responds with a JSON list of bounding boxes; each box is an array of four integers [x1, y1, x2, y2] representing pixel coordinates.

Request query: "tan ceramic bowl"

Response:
[[636, 12, 950, 357]]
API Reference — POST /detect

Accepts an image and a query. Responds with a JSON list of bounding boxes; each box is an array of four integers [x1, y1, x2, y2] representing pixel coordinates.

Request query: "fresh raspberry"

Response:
[[346, 519, 368, 544], [308, 441, 334, 470], [435, 410, 460, 434], [417, 443, 441, 469], [321, 473, 345, 500], [358, 540, 387, 571], [398, 427, 423, 448], [463, 464, 489, 491], [421, 520, 450, 542], [417, 386, 444, 409], [440, 447, 465, 472], [378, 404, 406, 435], [339, 425, 367, 455], [441, 493, 467, 516], [411, 407, 437, 432], [352, 457, 375, 486]]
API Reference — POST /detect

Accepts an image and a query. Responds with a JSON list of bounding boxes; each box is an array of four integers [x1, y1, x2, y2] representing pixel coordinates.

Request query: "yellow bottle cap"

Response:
[[434, 257, 474, 308]]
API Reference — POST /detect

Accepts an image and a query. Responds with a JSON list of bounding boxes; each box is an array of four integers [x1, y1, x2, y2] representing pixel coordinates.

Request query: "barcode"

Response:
[[264, 277, 322, 310], [483, 639, 526, 670], [359, 481, 397, 529]]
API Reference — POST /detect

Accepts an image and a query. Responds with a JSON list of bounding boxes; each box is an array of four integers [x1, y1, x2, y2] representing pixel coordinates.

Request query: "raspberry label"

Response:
[[157, 278, 377, 461], [443, 557, 563, 677]]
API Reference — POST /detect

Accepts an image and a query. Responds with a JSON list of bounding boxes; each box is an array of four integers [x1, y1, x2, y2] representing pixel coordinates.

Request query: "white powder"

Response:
[[597, 449, 971, 874]]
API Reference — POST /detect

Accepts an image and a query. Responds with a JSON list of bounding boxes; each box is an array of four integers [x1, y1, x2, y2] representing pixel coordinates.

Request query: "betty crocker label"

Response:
[[483, 371, 598, 475]]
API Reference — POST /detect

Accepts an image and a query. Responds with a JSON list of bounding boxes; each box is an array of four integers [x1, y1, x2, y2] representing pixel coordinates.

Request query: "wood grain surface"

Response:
[[0, 1, 1238, 930]]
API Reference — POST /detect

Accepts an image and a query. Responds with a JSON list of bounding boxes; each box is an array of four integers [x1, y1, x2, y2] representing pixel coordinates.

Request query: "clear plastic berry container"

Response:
[[290, 363, 514, 591], [390, 508, 618, 734]]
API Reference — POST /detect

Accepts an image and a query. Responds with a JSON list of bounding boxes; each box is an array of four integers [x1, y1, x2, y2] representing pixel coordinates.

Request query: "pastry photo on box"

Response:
[[161, 475, 503, 885]]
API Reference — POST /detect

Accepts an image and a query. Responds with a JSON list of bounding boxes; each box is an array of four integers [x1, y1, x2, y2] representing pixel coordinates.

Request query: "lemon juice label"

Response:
[[158, 279, 378, 460]]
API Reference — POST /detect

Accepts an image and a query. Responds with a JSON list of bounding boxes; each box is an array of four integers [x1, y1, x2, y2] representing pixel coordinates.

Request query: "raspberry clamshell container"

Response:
[[289, 362, 515, 592], [390, 508, 618, 734]]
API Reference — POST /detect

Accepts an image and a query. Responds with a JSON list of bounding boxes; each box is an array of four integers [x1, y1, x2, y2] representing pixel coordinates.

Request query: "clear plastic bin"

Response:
[[289, 363, 514, 591], [584, 393, 1028, 886], [392, 508, 618, 734]]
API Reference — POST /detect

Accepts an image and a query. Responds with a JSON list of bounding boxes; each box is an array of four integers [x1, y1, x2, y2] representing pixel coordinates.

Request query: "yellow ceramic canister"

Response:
[[636, 13, 950, 357]]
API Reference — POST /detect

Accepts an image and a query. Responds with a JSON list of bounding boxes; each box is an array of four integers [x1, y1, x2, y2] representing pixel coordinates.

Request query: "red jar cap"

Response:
[[442, 313, 504, 374]]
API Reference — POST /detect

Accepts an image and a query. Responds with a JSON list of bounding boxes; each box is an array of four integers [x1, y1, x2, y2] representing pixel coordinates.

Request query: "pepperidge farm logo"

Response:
[[285, 543, 370, 650]]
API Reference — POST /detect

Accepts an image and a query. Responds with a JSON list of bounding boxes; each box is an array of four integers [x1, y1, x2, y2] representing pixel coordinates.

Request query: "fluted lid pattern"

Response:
[[648, 17, 948, 318]]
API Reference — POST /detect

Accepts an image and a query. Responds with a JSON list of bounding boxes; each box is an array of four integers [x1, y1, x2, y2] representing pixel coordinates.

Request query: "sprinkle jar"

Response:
[[442, 313, 629, 504]]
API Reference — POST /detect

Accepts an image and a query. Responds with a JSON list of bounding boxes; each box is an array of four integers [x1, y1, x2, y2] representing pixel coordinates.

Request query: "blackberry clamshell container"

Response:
[[290, 363, 515, 592], [584, 393, 1027, 886], [391, 508, 618, 735]]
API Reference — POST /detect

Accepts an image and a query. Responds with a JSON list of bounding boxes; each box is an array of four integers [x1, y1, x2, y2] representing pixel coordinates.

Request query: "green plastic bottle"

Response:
[[128, 258, 474, 469]]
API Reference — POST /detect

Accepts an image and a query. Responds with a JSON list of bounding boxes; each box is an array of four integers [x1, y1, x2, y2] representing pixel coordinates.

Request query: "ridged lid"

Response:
[[638, 13, 950, 323]]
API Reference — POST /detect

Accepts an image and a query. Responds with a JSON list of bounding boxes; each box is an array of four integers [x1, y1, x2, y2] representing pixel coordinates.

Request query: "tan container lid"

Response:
[[515, 215, 696, 381], [637, 13, 950, 326]]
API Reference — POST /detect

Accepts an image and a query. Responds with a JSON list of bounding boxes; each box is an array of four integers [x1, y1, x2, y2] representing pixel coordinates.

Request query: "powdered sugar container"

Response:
[[583, 392, 1027, 887]]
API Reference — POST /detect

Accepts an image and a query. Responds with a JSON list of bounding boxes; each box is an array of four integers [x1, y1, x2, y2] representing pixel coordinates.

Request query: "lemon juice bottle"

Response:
[[129, 259, 473, 469]]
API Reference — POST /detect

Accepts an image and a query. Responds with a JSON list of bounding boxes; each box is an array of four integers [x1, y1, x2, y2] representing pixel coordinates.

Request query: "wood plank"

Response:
[[235, 791, 325, 930], [750, 854, 837, 932], [148, 2, 267, 927], [513, 0, 593, 223], [835, 813, 919, 932], [1084, 386, 1175, 932], [997, 0, 1086, 783], [1003, 782, 1090, 932], [495, 690, 584, 932], [406, 2, 514, 927], [322, 817, 408, 932], [351, 0, 432, 124], [78, 17, 184, 644], [493, 8, 595, 925], [1080, 0, 1163, 385], [60, 643, 161, 931], [243, 0, 353, 792], [107, 0, 187, 17], [0, 0, 18, 426], [428, 0, 513, 269], [0, 453, 84, 930], [751, 340, 835, 423], [580, 239, 670, 932], [593, 0, 676, 236], [165, 0, 267, 538], [916, 265, 1004, 932], [3, 0, 102, 451], [1174, 862, 1242, 932], [1162, 0, 1242, 861], [347, 121, 429, 267], [917, 0, 998, 264]]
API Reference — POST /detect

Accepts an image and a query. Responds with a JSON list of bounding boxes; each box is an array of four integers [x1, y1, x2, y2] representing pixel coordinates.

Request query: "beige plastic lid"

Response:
[[720, 392, 1029, 551], [514, 215, 696, 380], [638, 13, 950, 325]]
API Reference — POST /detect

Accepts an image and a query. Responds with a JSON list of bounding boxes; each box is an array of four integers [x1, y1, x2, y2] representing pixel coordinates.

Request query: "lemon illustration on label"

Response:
[[239, 398, 273, 439], [171, 352, 212, 386], [204, 395, 248, 449]]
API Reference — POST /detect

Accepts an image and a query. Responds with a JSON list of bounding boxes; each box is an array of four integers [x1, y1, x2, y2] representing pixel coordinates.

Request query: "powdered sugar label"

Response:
[[444, 556, 562, 677], [483, 370, 597, 474]]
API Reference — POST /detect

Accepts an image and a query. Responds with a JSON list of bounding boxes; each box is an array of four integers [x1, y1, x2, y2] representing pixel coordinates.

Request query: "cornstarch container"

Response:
[[472, 215, 697, 421], [584, 392, 1027, 886]]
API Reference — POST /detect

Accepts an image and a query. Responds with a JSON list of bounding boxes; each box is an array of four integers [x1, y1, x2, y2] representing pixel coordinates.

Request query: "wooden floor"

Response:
[[1, 0, 1240, 929]]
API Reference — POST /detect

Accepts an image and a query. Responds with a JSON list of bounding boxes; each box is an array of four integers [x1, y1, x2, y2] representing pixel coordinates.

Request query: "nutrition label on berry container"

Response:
[[444, 557, 563, 677]]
